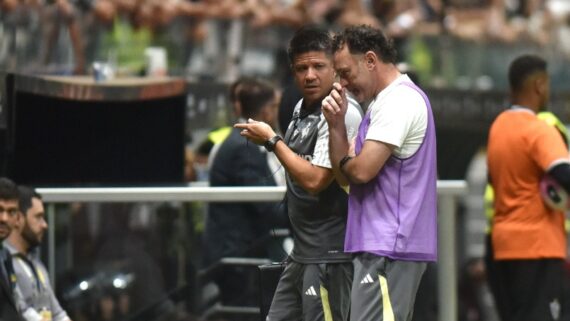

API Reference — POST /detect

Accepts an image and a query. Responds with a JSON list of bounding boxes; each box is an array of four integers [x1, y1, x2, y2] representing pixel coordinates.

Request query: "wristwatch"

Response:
[[264, 135, 283, 152]]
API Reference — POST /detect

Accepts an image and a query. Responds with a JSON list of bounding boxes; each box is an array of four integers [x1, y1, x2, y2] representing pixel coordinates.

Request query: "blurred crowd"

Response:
[[1, 0, 570, 82]]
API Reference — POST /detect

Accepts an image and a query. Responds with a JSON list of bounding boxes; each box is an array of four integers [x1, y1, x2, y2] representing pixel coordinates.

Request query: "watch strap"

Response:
[[264, 135, 283, 152]]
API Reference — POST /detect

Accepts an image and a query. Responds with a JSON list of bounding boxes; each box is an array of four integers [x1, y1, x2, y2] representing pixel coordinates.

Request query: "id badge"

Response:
[[39, 308, 52, 321]]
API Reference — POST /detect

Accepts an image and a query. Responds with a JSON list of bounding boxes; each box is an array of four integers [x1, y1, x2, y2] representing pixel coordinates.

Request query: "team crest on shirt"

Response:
[[550, 298, 561, 320], [293, 122, 312, 143], [300, 123, 311, 141]]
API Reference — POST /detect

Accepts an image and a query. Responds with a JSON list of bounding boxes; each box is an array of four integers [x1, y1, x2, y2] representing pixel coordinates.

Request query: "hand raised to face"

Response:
[[322, 82, 348, 129]]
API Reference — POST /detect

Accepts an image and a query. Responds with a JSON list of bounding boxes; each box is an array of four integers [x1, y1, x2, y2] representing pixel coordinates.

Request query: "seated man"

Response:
[[4, 186, 72, 321]]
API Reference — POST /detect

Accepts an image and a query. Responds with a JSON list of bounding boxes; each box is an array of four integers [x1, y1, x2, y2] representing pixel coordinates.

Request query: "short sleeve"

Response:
[[366, 86, 425, 148], [530, 122, 570, 171], [345, 97, 363, 142], [311, 117, 333, 168], [311, 99, 363, 169]]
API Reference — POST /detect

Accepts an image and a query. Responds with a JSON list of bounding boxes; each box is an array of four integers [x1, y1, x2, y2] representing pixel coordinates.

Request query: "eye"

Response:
[[294, 65, 307, 73]]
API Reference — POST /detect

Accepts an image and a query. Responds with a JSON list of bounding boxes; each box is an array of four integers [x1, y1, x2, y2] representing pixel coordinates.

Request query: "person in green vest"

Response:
[[100, 15, 153, 76]]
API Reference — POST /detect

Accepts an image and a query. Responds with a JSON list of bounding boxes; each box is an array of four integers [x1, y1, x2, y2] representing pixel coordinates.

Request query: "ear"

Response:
[[535, 74, 548, 94], [364, 51, 376, 70], [259, 103, 273, 124], [14, 212, 24, 229], [538, 74, 550, 90], [235, 103, 242, 116]]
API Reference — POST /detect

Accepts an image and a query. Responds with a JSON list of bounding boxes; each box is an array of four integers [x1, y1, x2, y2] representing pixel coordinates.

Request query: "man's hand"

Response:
[[1, 0, 19, 13], [93, 0, 116, 23], [56, 0, 74, 19], [234, 119, 276, 145], [322, 82, 348, 129]]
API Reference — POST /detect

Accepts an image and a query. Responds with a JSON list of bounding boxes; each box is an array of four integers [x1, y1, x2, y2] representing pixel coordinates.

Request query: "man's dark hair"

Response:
[[508, 54, 547, 92], [229, 76, 258, 104], [238, 79, 276, 120], [287, 25, 333, 64], [17, 186, 41, 215], [0, 177, 18, 201], [332, 25, 397, 64]]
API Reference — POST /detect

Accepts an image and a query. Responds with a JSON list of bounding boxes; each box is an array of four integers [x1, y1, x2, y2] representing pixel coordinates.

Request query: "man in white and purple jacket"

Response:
[[322, 25, 438, 321]]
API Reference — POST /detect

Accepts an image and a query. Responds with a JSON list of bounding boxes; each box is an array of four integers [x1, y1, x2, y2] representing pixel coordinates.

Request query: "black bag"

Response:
[[258, 262, 286, 321]]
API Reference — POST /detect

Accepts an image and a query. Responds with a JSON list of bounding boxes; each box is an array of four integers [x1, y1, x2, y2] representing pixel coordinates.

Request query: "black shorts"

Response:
[[489, 257, 566, 321], [266, 260, 352, 321]]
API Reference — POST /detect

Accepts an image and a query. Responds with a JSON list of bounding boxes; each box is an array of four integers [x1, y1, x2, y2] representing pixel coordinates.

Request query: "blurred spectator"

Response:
[[202, 78, 286, 307], [442, 0, 553, 45], [2, 0, 570, 85], [0, 0, 44, 72], [98, 12, 152, 76], [547, 0, 570, 58], [370, 0, 443, 38], [78, 0, 117, 70], [206, 76, 259, 170], [41, 0, 86, 74], [250, 0, 379, 30], [458, 258, 488, 321], [192, 76, 287, 184]]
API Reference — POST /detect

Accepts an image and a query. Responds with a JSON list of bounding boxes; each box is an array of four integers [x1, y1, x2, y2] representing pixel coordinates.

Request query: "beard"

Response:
[[22, 223, 41, 249], [0, 223, 10, 241]]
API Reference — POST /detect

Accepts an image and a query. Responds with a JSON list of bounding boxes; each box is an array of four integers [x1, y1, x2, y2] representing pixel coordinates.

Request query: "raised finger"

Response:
[[325, 96, 341, 112], [322, 103, 334, 114], [332, 82, 342, 92], [331, 89, 343, 104]]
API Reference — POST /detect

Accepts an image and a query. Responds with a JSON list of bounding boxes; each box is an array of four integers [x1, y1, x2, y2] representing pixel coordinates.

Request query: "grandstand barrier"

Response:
[[38, 180, 467, 321]]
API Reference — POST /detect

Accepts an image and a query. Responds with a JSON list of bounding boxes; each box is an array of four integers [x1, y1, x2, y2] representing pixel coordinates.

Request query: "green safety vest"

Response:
[[208, 127, 232, 145]]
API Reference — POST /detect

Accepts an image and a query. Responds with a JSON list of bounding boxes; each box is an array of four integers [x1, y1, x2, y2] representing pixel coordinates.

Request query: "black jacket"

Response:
[[0, 246, 23, 321], [203, 128, 285, 266]]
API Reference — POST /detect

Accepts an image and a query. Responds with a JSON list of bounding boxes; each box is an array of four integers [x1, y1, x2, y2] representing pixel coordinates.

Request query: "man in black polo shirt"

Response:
[[236, 26, 363, 321]]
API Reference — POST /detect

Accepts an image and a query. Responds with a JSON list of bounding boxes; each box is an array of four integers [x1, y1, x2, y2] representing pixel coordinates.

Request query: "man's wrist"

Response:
[[264, 135, 283, 152], [339, 155, 353, 170]]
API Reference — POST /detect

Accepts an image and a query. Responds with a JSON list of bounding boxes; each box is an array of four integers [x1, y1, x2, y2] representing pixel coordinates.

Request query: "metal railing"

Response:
[[38, 180, 467, 321]]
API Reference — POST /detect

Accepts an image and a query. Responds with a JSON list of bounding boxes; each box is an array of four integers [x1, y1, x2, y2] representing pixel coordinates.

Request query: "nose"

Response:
[[305, 67, 317, 81], [339, 78, 349, 88]]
